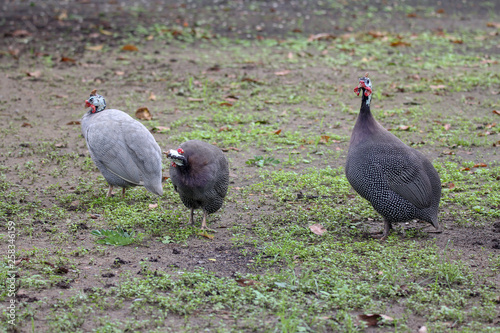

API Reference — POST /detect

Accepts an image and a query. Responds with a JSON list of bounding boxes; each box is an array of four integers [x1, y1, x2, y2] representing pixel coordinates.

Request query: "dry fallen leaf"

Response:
[[221, 147, 240, 152], [487, 22, 500, 28], [241, 77, 263, 84], [199, 231, 214, 239], [309, 224, 327, 235], [66, 121, 81, 125], [390, 40, 411, 47], [358, 314, 394, 327], [21, 122, 32, 128], [152, 126, 170, 133], [274, 129, 282, 135], [444, 123, 451, 131], [86, 44, 104, 51], [122, 44, 139, 52], [15, 258, 29, 266], [148, 203, 158, 209], [308, 33, 336, 41], [448, 182, 455, 189], [8, 47, 20, 59], [69, 200, 80, 209], [187, 97, 204, 102], [220, 102, 233, 107], [236, 279, 262, 287], [10, 29, 31, 37], [57, 10, 68, 21], [135, 107, 152, 120], [398, 125, 410, 131], [149, 92, 156, 101], [430, 84, 446, 90], [26, 70, 42, 78], [99, 28, 113, 36], [368, 31, 387, 38], [493, 110, 500, 116], [473, 163, 487, 168], [319, 135, 330, 144], [418, 326, 428, 333], [274, 70, 291, 76], [115, 71, 125, 76], [61, 56, 76, 63]]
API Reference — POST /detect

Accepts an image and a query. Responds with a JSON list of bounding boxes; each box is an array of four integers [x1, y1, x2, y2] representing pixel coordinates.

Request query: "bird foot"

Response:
[[371, 232, 389, 241], [200, 226, 217, 233]]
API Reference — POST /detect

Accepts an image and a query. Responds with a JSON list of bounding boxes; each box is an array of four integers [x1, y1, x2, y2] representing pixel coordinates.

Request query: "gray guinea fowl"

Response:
[[345, 75, 441, 239], [81, 89, 163, 197], [166, 140, 229, 230]]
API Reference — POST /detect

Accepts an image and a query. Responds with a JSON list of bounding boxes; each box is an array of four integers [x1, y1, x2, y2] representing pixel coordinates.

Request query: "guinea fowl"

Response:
[[345, 74, 441, 239], [81, 90, 163, 197], [166, 140, 229, 230]]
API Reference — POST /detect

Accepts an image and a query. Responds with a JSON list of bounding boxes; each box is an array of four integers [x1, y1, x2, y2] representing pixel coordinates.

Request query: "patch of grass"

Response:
[[1, 5, 499, 331], [91, 228, 137, 246], [245, 155, 281, 167]]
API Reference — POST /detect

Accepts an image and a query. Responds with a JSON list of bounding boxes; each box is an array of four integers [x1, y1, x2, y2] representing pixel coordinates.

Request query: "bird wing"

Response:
[[380, 147, 433, 209], [84, 111, 160, 186], [214, 155, 229, 198]]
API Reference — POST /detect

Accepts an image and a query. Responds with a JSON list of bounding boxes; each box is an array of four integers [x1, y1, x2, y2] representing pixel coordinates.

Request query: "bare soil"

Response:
[[0, 1, 499, 332]]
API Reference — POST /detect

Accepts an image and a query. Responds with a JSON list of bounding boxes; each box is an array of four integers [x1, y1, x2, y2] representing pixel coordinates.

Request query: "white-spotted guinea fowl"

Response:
[[81, 90, 163, 197], [345, 74, 441, 239], [166, 140, 229, 230]]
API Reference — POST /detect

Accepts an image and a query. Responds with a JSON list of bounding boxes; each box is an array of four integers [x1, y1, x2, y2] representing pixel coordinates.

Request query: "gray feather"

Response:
[[82, 109, 163, 196]]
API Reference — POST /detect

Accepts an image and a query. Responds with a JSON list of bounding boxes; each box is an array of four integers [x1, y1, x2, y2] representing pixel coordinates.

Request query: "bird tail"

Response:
[[430, 216, 440, 230], [145, 182, 163, 196]]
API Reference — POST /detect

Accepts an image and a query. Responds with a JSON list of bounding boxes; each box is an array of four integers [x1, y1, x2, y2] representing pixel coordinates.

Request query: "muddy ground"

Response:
[[0, 0, 499, 332]]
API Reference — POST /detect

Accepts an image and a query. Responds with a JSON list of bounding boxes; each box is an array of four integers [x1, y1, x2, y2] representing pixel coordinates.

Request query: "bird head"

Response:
[[165, 148, 186, 167], [354, 73, 372, 97], [85, 89, 107, 113]]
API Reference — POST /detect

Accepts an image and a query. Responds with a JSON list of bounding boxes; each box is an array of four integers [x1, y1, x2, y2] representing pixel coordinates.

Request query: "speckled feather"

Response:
[[345, 77, 441, 230], [81, 108, 163, 196], [169, 140, 229, 215]]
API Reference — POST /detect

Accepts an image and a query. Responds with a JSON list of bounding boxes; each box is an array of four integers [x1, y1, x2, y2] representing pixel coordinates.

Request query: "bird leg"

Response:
[[371, 220, 392, 241], [201, 210, 208, 230], [422, 222, 442, 234], [381, 220, 392, 241], [122, 187, 126, 198], [200, 210, 216, 232], [106, 186, 114, 197], [189, 208, 195, 225]]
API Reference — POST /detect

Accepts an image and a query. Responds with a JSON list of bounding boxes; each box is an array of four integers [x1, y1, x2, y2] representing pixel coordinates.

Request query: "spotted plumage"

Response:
[[166, 140, 229, 230], [345, 75, 441, 239]]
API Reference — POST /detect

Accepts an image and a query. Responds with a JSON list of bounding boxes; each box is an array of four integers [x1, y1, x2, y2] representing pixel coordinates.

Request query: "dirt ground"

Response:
[[1, 0, 499, 332]]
